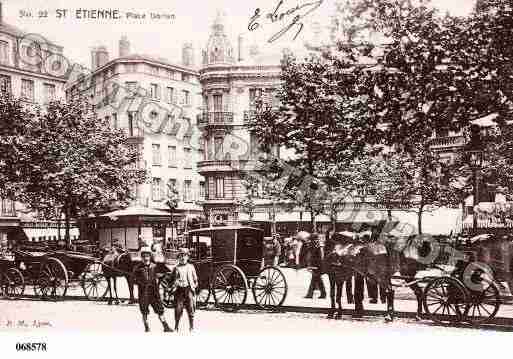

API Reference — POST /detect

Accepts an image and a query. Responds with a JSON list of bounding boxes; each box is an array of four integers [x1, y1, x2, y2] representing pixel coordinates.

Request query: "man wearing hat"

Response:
[[169, 248, 198, 332], [133, 246, 173, 332], [262, 234, 282, 268]]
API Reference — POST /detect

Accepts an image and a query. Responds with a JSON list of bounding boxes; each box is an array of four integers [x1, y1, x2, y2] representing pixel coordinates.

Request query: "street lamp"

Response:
[[467, 149, 484, 231]]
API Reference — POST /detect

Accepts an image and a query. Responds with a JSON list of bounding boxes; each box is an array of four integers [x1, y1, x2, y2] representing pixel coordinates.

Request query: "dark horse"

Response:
[[301, 231, 434, 321], [102, 246, 139, 305]]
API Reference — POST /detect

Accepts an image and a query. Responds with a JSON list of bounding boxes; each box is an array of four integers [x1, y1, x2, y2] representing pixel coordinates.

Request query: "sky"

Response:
[[1, 0, 477, 70]]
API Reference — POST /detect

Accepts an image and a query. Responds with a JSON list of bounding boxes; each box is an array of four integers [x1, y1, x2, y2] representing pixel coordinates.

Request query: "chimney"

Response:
[[119, 35, 130, 57], [182, 42, 194, 67], [237, 34, 244, 62], [96, 45, 109, 68]]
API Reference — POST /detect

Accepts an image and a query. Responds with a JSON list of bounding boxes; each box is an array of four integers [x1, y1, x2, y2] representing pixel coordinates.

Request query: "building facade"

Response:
[[66, 36, 205, 230], [198, 14, 282, 226]]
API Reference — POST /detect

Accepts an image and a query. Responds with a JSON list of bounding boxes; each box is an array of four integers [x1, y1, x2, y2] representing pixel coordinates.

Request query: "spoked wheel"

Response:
[[81, 263, 108, 301], [196, 287, 211, 308], [158, 274, 175, 308], [252, 266, 288, 309], [5, 268, 25, 298], [464, 282, 501, 325], [212, 264, 248, 312], [423, 277, 467, 324], [35, 257, 69, 300]]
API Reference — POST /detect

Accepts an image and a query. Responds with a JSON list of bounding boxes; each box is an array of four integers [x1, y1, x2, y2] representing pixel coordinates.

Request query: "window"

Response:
[[21, 79, 34, 101], [214, 137, 223, 160], [0, 75, 11, 94], [126, 64, 137, 73], [166, 87, 174, 103], [184, 148, 192, 168], [199, 182, 206, 200], [0, 40, 9, 64], [125, 81, 137, 95], [152, 178, 163, 201], [43, 83, 56, 103], [128, 112, 136, 136], [150, 83, 159, 100], [152, 144, 161, 165], [182, 90, 190, 106], [198, 137, 205, 160], [150, 66, 159, 76], [249, 88, 262, 109], [112, 113, 118, 129], [183, 180, 192, 202], [105, 115, 110, 127], [168, 146, 177, 167], [167, 179, 177, 196], [181, 73, 190, 82], [213, 94, 222, 112], [215, 177, 225, 199]]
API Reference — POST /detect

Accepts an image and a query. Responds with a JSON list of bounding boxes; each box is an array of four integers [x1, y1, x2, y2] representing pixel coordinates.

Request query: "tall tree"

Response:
[[13, 99, 146, 244], [250, 52, 379, 232]]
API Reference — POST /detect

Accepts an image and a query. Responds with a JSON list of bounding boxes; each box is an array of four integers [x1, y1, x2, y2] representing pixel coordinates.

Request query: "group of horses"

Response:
[[295, 231, 513, 322], [98, 231, 513, 323]]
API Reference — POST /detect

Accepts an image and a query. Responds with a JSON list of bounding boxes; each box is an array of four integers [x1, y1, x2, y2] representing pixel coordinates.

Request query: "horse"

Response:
[[300, 231, 435, 322], [102, 246, 139, 305]]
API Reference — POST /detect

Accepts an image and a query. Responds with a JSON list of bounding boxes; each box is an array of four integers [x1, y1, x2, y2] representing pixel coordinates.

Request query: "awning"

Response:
[[101, 206, 170, 219]]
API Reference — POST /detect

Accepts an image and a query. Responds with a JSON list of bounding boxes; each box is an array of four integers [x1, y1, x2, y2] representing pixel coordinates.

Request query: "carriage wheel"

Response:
[[212, 264, 248, 312], [422, 277, 467, 324], [464, 282, 501, 325], [34, 257, 68, 300], [252, 266, 288, 309], [158, 274, 175, 308], [81, 262, 107, 300], [196, 287, 210, 308], [6, 268, 25, 298]]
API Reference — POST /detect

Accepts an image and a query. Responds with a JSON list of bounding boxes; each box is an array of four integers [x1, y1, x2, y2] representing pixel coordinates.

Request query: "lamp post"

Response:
[[468, 149, 484, 230]]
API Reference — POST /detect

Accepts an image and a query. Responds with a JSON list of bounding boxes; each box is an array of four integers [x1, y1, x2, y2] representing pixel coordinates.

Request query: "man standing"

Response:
[[262, 234, 282, 268], [133, 247, 173, 333], [304, 234, 326, 299]]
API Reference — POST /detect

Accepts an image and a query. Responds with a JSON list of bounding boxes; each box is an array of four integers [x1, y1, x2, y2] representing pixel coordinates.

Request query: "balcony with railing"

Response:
[[243, 110, 257, 125], [197, 111, 234, 127], [429, 135, 466, 150]]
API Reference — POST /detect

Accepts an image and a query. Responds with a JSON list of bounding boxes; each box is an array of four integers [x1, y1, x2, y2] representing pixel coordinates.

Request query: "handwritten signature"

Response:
[[2, 319, 53, 329], [249, 0, 324, 43]]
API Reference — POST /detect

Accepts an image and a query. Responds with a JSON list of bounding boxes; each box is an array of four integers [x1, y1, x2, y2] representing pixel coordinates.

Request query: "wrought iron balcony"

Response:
[[429, 135, 466, 149], [243, 110, 257, 125], [197, 112, 234, 127]]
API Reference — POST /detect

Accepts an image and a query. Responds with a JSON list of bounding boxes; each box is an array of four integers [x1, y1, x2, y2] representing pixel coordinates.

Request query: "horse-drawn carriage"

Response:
[[0, 243, 109, 301], [159, 226, 288, 311], [324, 230, 506, 325]]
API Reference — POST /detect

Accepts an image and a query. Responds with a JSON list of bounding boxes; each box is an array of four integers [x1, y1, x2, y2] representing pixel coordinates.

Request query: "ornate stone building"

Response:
[[67, 36, 205, 238], [198, 14, 282, 226]]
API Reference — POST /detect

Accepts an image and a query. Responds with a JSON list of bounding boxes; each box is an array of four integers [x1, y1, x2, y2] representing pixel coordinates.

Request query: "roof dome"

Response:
[[202, 11, 235, 65]]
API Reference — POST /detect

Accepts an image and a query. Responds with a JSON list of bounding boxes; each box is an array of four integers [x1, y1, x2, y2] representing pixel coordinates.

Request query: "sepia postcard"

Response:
[[0, 0, 512, 356]]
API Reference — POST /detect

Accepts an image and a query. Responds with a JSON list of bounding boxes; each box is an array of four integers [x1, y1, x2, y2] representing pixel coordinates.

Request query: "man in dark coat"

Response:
[[133, 247, 173, 332], [304, 234, 326, 299]]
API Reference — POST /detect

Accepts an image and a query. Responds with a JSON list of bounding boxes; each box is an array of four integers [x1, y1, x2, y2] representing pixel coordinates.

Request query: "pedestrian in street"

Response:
[[170, 248, 198, 332], [262, 235, 282, 268], [304, 233, 327, 299], [133, 247, 173, 333]]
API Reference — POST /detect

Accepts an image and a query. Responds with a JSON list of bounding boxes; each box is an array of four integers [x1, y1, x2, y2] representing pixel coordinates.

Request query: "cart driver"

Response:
[[262, 235, 282, 268]]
